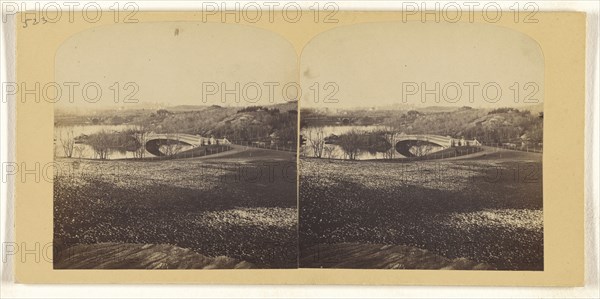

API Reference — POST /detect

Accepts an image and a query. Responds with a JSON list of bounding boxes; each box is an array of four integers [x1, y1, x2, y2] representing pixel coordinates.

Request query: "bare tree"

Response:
[[381, 130, 396, 160], [133, 125, 148, 159], [161, 134, 184, 157], [411, 140, 434, 157], [323, 145, 337, 160], [87, 130, 112, 160], [73, 145, 88, 160], [299, 145, 311, 157], [59, 129, 75, 158], [306, 127, 325, 158], [338, 130, 361, 160]]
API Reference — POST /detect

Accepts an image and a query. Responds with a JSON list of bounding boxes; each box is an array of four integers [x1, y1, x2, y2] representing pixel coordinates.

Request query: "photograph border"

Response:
[[14, 11, 585, 285]]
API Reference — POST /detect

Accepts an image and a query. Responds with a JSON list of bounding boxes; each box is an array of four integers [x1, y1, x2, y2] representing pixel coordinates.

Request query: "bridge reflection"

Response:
[[393, 134, 480, 157]]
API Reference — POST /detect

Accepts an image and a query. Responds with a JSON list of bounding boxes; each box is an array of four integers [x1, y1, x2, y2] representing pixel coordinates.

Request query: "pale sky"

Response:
[[300, 22, 544, 109], [55, 22, 298, 108], [55, 21, 543, 110]]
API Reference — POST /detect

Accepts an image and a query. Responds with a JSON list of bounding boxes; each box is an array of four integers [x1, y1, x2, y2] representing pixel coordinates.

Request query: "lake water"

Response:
[[54, 124, 151, 159], [57, 124, 438, 160], [301, 125, 392, 160]]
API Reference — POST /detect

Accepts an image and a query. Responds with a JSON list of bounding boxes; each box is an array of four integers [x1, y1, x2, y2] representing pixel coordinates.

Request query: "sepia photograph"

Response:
[[7, 5, 591, 289], [52, 22, 299, 269], [52, 20, 545, 272], [299, 22, 544, 270]]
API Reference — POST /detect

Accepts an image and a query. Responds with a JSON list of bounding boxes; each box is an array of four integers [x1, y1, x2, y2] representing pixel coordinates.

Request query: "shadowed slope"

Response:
[[54, 243, 255, 269], [301, 243, 493, 269]]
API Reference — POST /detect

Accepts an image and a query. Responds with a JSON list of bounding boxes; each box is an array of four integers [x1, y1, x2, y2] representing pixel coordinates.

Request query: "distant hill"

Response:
[[270, 100, 298, 112], [522, 102, 544, 116], [55, 100, 298, 145], [385, 106, 543, 143], [144, 102, 297, 143], [168, 105, 210, 111], [415, 106, 462, 113]]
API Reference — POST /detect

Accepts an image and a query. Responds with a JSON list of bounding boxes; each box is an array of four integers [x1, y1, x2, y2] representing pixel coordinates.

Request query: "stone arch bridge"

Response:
[[393, 134, 480, 157], [144, 133, 230, 156]]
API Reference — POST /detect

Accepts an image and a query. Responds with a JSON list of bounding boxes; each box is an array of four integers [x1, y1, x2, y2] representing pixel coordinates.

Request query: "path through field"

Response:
[[198, 144, 295, 162]]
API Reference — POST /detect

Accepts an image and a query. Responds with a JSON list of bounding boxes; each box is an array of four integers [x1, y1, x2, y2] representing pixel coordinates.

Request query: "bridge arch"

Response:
[[392, 134, 480, 157], [145, 138, 193, 157], [143, 133, 230, 157], [395, 139, 444, 157]]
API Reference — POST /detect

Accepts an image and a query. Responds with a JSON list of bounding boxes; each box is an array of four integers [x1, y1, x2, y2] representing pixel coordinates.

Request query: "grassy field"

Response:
[[54, 147, 297, 268], [299, 150, 543, 270]]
